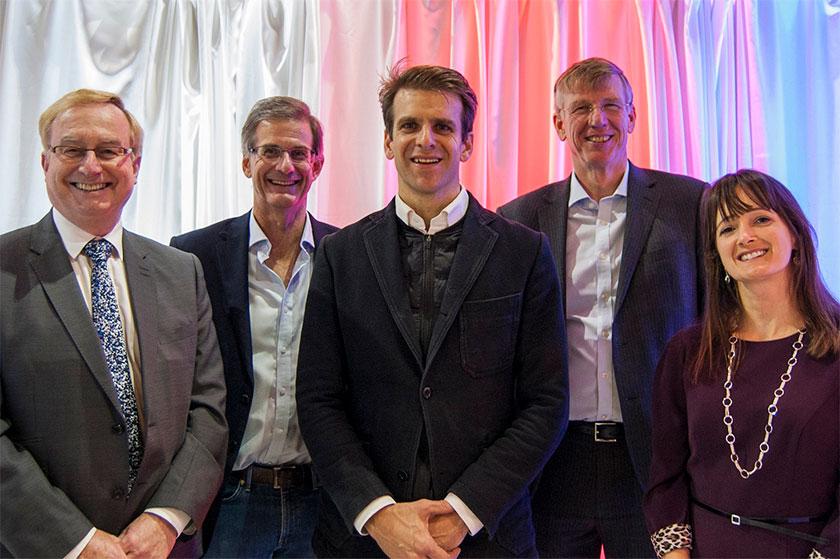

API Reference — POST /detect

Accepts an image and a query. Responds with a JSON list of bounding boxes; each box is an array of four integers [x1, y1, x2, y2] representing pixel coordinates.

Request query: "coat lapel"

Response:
[[538, 180, 570, 303], [363, 202, 425, 370], [217, 213, 253, 380], [123, 231, 158, 428], [28, 213, 122, 413], [615, 163, 661, 314], [426, 196, 497, 371]]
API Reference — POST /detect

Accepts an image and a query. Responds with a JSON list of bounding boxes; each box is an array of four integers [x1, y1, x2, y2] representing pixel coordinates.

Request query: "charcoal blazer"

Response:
[[497, 162, 706, 487], [296, 194, 569, 556], [0, 212, 228, 557]]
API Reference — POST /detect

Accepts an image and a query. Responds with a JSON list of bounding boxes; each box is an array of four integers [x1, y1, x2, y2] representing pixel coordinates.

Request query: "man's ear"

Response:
[[553, 113, 567, 142], [384, 129, 395, 160]]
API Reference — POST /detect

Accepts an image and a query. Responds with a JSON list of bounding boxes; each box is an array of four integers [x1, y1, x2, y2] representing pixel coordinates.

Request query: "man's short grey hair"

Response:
[[240, 96, 324, 159]]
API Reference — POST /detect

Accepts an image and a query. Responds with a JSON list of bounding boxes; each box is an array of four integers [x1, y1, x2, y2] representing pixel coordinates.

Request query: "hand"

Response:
[[365, 500, 460, 559], [428, 503, 469, 552], [662, 549, 690, 559], [118, 513, 177, 558], [79, 530, 127, 559]]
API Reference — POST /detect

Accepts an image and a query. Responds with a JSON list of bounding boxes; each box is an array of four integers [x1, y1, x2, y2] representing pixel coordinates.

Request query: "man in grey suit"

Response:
[[498, 58, 705, 558], [0, 89, 227, 558]]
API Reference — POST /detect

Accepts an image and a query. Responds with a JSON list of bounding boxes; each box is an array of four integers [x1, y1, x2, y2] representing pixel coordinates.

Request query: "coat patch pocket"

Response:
[[459, 292, 521, 377]]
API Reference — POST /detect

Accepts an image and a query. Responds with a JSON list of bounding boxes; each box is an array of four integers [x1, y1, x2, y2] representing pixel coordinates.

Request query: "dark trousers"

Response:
[[532, 425, 654, 558]]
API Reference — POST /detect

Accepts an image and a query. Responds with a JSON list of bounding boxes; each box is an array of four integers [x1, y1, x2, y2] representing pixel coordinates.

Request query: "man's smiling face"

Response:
[[42, 103, 140, 235], [384, 88, 473, 207], [554, 74, 635, 175]]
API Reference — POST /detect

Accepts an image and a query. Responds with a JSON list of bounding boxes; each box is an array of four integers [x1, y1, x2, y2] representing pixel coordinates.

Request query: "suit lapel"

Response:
[[539, 179, 570, 303], [123, 231, 158, 426], [363, 202, 425, 370], [426, 196, 497, 371], [217, 213, 254, 380], [616, 164, 661, 314], [28, 213, 122, 412]]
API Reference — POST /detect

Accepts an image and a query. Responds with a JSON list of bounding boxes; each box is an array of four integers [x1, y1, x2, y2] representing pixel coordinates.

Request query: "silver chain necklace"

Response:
[[722, 329, 806, 479]]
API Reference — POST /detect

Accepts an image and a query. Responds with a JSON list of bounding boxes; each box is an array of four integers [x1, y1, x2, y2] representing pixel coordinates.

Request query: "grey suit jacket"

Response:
[[0, 212, 228, 557], [498, 163, 705, 486]]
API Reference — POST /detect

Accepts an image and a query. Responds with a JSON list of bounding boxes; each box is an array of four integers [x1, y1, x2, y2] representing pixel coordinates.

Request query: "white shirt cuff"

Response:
[[145, 507, 190, 536], [445, 493, 483, 536], [63, 528, 96, 559], [354, 495, 397, 535]]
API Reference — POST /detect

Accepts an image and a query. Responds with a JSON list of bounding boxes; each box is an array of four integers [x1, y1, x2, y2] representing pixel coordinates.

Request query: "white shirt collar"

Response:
[[569, 161, 630, 207], [395, 187, 469, 234], [52, 208, 124, 259], [248, 210, 314, 256]]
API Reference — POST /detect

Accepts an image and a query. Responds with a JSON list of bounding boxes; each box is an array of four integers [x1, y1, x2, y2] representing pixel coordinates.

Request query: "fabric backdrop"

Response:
[[1, 0, 837, 291]]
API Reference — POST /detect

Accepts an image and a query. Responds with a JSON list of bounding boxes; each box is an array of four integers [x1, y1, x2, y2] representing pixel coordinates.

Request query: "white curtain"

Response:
[[1, 0, 837, 290]]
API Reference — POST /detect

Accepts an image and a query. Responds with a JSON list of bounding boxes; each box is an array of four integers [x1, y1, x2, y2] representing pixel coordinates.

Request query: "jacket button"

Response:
[[422, 386, 432, 399], [112, 487, 125, 500], [397, 470, 409, 481], [240, 393, 250, 404], [112, 423, 125, 434]]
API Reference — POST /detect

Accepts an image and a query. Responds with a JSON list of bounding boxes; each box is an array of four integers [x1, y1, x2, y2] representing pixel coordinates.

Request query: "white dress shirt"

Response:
[[52, 210, 189, 558], [233, 211, 314, 469], [353, 188, 483, 537], [565, 164, 629, 422]]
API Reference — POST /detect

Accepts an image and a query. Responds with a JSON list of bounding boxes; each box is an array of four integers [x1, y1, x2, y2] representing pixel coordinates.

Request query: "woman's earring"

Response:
[[724, 272, 730, 284]]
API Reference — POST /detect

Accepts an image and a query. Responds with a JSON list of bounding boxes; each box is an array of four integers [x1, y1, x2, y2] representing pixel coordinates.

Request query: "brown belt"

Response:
[[238, 464, 313, 490]]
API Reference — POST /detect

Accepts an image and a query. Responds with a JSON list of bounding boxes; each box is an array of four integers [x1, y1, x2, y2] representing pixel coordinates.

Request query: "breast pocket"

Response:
[[459, 293, 522, 377]]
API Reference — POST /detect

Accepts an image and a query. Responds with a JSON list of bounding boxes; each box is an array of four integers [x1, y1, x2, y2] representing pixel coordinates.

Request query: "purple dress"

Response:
[[644, 325, 839, 558]]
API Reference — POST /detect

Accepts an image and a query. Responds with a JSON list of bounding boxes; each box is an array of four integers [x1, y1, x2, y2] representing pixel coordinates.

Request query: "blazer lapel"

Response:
[[363, 202, 424, 370], [29, 213, 122, 412], [217, 213, 253, 380], [123, 231, 158, 427], [426, 196, 497, 371], [538, 179, 571, 303], [615, 163, 661, 314]]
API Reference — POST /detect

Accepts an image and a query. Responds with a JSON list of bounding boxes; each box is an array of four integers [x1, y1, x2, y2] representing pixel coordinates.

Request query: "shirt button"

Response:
[[599, 251, 608, 261], [601, 372, 608, 379], [397, 470, 409, 481], [600, 292, 609, 302], [112, 487, 126, 500], [601, 328, 610, 339], [422, 386, 432, 399], [279, 388, 287, 396], [112, 423, 125, 434]]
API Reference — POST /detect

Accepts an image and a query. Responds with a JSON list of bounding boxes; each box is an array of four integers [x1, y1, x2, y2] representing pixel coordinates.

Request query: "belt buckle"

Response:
[[594, 422, 617, 443]]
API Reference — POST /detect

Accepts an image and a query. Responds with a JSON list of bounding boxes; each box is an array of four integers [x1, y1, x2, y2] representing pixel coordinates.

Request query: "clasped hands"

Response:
[[80, 513, 177, 559], [366, 499, 470, 559]]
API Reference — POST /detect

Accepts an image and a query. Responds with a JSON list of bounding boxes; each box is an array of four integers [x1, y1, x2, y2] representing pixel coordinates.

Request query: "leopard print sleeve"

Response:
[[650, 523, 692, 558]]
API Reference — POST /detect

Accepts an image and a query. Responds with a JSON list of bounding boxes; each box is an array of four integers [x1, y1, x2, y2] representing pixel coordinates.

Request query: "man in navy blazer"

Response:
[[171, 97, 338, 557], [297, 65, 569, 558], [0, 89, 227, 558], [498, 58, 705, 558]]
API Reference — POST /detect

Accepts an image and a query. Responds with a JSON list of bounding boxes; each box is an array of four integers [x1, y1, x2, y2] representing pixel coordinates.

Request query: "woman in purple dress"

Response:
[[644, 169, 839, 558]]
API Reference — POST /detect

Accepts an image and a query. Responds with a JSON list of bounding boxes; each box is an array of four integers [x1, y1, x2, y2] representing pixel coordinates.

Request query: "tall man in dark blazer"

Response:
[[0, 89, 227, 558], [498, 58, 706, 558], [296, 64, 569, 559], [171, 97, 338, 557]]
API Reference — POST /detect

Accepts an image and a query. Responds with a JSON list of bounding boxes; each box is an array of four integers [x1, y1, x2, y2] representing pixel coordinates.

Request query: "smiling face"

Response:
[[554, 74, 635, 178], [715, 190, 796, 287], [42, 103, 140, 236], [384, 88, 473, 209], [244, 118, 323, 223]]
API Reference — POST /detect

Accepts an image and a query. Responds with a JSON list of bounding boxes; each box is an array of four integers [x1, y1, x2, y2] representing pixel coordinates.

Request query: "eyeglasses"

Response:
[[562, 101, 631, 120], [248, 144, 313, 163], [49, 145, 134, 162]]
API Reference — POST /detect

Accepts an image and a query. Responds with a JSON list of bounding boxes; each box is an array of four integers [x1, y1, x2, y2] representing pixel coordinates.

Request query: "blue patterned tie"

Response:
[[84, 239, 143, 492]]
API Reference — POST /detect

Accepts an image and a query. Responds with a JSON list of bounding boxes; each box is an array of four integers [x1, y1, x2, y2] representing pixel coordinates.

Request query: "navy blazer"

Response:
[[498, 162, 706, 487], [297, 195, 569, 556], [171, 211, 338, 472]]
